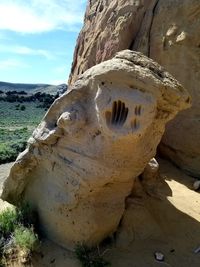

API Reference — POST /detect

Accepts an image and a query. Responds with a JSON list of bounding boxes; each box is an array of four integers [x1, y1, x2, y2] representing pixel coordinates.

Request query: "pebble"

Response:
[[154, 252, 164, 261], [194, 246, 200, 254], [193, 180, 200, 191]]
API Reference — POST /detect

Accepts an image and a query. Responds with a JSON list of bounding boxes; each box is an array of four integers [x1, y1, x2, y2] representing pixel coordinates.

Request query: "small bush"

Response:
[[0, 141, 27, 164], [0, 208, 17, 239], [20, 105, 26, 111], [0, 205, 39, 265], [75, 244, 110, 267], [14, 226, 38, 252], [0, 127, 29, 164]]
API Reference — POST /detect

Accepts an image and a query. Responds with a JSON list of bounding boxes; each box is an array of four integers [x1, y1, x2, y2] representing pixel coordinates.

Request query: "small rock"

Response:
[[19, 249, 29, 263], [193, 180, 200, 191], [154, 252, 165, 261], [194, 246, 200, 254]]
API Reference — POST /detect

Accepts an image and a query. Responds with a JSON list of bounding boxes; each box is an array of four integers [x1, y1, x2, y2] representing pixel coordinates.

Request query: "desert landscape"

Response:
[[0, 0, 200, 266]]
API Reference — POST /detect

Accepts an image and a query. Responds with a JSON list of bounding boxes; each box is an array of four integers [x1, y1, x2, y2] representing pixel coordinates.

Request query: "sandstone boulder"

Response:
[[69, 0, 200, 177], [1, 50, 190, 250]]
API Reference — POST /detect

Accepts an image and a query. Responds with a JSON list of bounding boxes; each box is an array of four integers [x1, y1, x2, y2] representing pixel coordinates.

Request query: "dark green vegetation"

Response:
[[0, 102, 45, 163], [0, 129, 27, 163], [0, 91, 60, 109], [0, 204, 39, 266], [0, 82, 67, 164], [75, 244, 110, 267]]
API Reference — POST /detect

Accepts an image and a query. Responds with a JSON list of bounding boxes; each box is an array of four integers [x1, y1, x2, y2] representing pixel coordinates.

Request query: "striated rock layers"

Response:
[[1, 51, 190, 249], [69, 0, 200, 177]]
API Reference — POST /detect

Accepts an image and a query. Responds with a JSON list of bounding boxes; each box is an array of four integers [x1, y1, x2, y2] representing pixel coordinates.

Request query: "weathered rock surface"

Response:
[[69, 0, 200, 177], [1, 50, 190, 250], [68, 0, 154, 85], [149, 0, 200, 177]]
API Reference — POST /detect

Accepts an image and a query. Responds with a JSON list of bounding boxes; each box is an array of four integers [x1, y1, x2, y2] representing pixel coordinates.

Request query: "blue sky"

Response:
[[0, 0, 87, 85]]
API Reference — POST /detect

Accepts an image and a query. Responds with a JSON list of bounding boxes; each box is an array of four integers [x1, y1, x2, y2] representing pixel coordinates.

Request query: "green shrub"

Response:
[[0, 128, 29, 164], [0, 144, 18, 163], [0, 208, 17, 238], [75, 244, 110, 267], [0, 141, 27, 164], [0, 205, 39, 265], [20, 105, 26, 111], [14, 226, 38, 252], [0, 204, 38, 239]]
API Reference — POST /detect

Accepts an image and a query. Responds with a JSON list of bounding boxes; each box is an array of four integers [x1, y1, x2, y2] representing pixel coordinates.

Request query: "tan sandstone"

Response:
[[1, 50, 190, 250], [69, 0, 200, 177]]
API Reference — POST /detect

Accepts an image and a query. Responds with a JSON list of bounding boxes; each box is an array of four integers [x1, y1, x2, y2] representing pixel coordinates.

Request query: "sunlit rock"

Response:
[[1, 50, 190, 250]]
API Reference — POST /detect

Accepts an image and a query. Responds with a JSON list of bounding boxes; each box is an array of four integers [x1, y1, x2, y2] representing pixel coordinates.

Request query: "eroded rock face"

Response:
[[69, 0, 200, 177], [149, 0, 200, 177], [1, 51, 190, 249], [68, 0, 155, 85]]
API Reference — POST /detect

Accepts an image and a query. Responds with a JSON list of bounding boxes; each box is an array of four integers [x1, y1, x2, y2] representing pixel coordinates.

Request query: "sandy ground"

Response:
[[0, 159, 200, 267]]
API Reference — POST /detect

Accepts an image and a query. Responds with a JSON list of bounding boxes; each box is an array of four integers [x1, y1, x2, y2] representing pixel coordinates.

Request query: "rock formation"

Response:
[[69, 0, 200, 177], [1, 50, 190, 250]]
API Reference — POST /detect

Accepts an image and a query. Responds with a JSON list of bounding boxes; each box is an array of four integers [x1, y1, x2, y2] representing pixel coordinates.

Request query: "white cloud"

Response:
[[0, 44, 54, 59], [0, 59, 29, 70], [0, 0, 86, 33]]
